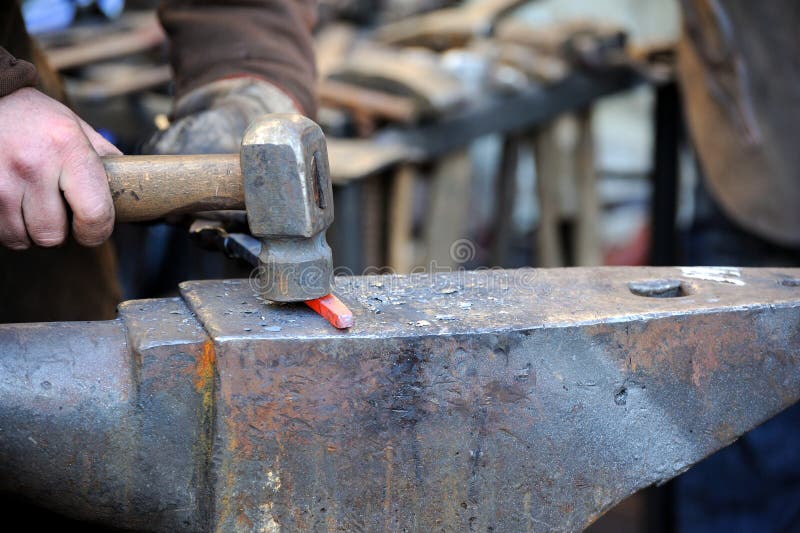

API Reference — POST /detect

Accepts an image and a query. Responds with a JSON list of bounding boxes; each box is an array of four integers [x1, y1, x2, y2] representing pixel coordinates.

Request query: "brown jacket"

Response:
[[1, 0, 317, 115], [679, 0, 800, 246], [0, 2, 40, 96]]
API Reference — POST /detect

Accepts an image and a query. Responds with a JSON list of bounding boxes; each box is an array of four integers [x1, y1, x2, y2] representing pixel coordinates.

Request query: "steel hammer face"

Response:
[[241, 114, 334, 302]]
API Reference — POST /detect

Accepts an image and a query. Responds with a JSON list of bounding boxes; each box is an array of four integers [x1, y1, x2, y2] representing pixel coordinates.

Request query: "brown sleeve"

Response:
[[158, 1, 318, 117], [0, 47, 37, 98]]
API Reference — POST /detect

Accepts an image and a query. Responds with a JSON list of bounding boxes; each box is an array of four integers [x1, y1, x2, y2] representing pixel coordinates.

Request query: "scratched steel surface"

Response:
[[0, 298, 211, 530], [1, 267, 800, 532]]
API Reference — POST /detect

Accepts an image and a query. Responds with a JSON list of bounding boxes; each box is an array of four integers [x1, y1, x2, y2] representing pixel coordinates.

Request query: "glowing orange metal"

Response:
[[305, 293, 354, 329]]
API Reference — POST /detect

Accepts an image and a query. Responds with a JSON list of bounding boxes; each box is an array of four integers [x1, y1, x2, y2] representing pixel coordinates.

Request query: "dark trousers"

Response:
[[675, 179, 800, 532]]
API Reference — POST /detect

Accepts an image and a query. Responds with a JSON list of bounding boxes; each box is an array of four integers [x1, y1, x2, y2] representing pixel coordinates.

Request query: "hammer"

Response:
[[103, 114, 334, 304]]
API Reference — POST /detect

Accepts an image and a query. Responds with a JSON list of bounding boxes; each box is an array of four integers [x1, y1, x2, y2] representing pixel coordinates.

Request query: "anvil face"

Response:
[[1, 267, 800, 532]]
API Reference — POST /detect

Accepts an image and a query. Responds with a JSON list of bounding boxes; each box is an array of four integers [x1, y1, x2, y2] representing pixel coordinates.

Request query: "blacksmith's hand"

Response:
[[0, 87, 120, 250], [144, 78, 300, 155]]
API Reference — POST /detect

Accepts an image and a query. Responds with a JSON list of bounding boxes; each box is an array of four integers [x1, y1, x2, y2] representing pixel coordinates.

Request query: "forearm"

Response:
[[0, 47, 37, 98], [158, 0, 318, 117]]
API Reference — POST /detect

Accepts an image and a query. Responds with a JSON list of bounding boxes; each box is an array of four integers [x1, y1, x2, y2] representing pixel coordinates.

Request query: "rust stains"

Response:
[[195, 340, 216, 396], [599, 313, 758, 387], [194, 340, 217, 530], [483, 380, 528, 404]]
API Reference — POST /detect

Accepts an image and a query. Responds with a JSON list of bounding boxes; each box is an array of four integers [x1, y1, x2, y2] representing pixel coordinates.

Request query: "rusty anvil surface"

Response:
[[1, 267, 800, 532]]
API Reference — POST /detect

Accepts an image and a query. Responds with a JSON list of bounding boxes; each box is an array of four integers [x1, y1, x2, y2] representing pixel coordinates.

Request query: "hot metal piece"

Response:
[[304, 293, 354, 329], [1, 267, 799, 531]]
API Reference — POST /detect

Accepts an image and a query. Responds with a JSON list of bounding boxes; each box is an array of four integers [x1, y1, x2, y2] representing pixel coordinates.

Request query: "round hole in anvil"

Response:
[[628, 279, 688, 298]]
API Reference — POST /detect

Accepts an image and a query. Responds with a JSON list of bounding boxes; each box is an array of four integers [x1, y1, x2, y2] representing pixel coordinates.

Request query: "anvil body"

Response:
[[1, 267, 799, 531]]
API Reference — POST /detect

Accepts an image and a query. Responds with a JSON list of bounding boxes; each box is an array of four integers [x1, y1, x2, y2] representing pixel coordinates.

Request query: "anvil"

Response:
[[1, 267, 799, 531]]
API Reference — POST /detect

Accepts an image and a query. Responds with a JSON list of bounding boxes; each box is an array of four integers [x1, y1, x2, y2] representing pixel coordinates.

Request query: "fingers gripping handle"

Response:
[[104, 154, 244, 222]]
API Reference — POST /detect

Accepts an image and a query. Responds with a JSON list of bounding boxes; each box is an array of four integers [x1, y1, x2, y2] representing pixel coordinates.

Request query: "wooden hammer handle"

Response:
[[103, 154, 244, 222]]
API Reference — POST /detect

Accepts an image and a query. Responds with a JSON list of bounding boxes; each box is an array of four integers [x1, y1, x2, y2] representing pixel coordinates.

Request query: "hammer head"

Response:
[[241, 114, 334, 302]]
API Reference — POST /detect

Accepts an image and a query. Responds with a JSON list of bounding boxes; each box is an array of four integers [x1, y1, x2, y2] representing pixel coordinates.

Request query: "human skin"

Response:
[[0, 87, 120, 249]]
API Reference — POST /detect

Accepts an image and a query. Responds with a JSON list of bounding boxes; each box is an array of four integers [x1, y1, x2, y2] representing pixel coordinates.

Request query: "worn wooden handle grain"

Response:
[[104, 154, 244, 222]]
